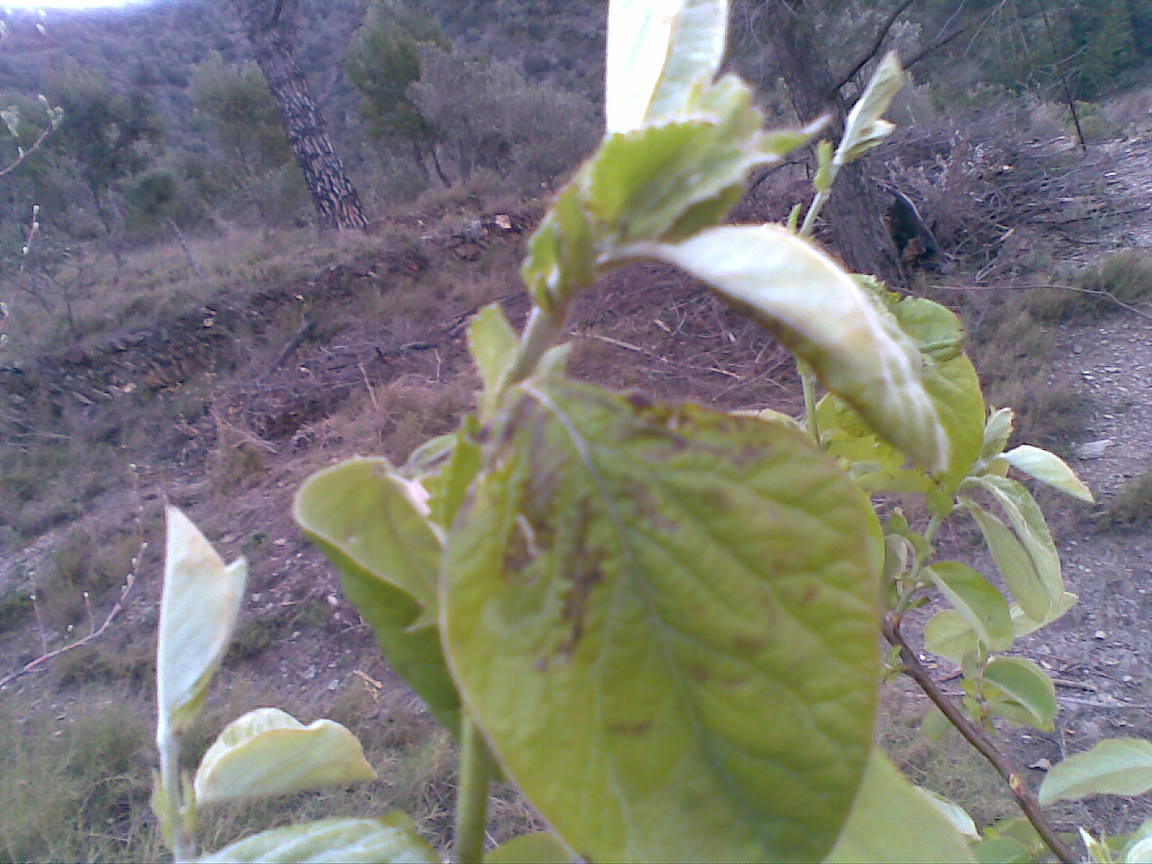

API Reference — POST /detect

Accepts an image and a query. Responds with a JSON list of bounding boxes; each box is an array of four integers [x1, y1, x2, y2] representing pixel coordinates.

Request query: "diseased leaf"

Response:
[[826, 750, 976, 863], [198, 813, 438, 864], [157, 507, 247, 739], [997, 445, 1093, 503], [444, 376, 881, 862], [1039, 739, 1152, 805], [926, 561, 1013, 652], [924, 610, 979, 664], [984, 657, 1057, 730], [964, 501, 1049, 621], [485, 832, 572, 863], [193, 708, 376, 805], [632, 225, 949, 472], [295, 459, 460, 732]]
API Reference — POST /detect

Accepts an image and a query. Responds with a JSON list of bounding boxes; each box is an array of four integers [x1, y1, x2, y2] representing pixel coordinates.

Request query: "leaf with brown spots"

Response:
[[443, 376, 882, 862]]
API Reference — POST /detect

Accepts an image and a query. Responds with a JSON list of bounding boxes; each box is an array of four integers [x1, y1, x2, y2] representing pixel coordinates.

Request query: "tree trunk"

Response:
[[232, 0, 368, 231], [756, 0, 900, 282]]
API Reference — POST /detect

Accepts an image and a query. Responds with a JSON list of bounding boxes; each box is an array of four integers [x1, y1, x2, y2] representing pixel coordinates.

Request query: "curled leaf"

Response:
[[194, 708, 376, 805], [157, 507, 247, 740]]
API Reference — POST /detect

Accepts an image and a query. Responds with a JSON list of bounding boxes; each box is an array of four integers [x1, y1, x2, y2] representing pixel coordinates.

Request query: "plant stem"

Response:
[[799, 189, 830, 237], [502, 305, 568, 393], [801, 363, 820, 441], [453, 715, 495, 864], [158, 732, 195, 863], [881, 614, 1077, 864]]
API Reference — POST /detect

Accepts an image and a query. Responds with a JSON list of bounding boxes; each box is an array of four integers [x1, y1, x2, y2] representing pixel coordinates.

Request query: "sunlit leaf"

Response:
[[1039, 739, 1152, 805], [469, 303, 519, 420], [199, 813, 438, 864], [963, 501, 1049, 621], [631, 225, 948, 472], [295, 459, 460, 731], [826, 750, 976, 862], [925, 561, 1013, 652], [606, 0, 727, 132], [984, 656, 1057, 730], [485, 832, 572, 863], [194, 708, 376, 805], [997, 445, 1094, 503], [646, 0, 728, 124], [157, 507, 247, 739], [444, 376, 881, 862]]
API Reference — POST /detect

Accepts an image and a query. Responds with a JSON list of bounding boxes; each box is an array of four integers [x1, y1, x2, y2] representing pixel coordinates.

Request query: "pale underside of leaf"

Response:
[[627, 225, 949, 473], [194, 708, 376, 805], [198, 814, 438, 864], [444, 377, 880, 862], [1039, 738, 1152, 805], [157, 507, 247, 740]]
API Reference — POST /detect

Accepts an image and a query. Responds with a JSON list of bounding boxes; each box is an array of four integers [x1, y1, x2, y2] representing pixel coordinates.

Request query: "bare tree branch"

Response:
[[830, 0, 917, 94]]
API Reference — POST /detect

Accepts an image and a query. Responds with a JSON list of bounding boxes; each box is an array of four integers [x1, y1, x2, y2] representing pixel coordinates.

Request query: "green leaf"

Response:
[[633, 225, 949, 473], [469, 304, 519, 420], [816, 394, 933, 496], [605, 0, 726, 132], [295, 459, 460, 732], [295, 457, 439, 614], [982, 407, 1015, 460], [1039, 739, 1152, 805], [925, 562, 1013, 652], [974, 835, 1032, 864], [916, 787, 979, 840], [836, 52, 904, 164], [983, 656, 1057, 730], [965, 475, 1063, 604], [997, 445, 1094, 503], [924, 610, 979, 664], [1011, 592, 1078, 637], [878, 292, 985, 494], [826, 750, 976, 863], [193, 708, 376, 805], [157, 507, 247, 739], [646, 0, 728, 124], [485, 832, 572, 863], [443, 376, 881, 862], [964, 501, 1049, 622], [521, 185, 595, 312], [199, 813, 438, 864], [1125, 817, 1152, 863]]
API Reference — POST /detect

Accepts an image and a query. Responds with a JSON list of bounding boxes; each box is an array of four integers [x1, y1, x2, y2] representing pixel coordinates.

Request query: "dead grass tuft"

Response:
[[1101, 464, 1152, 530]]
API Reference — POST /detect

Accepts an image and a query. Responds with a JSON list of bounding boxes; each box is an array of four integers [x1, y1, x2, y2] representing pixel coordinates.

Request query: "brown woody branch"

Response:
[[882, 613, 1077, 864], [831, 0, 917, 94]]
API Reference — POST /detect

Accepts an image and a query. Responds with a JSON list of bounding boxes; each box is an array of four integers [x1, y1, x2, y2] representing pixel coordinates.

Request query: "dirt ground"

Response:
[[2, 120, 1152, 852]]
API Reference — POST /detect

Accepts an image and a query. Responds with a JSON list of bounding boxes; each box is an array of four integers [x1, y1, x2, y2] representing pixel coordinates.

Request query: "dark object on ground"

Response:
[[888, 189, 943, 270]]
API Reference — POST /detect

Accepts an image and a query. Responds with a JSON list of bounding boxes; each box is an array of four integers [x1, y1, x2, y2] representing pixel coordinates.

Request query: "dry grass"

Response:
[[1101, 464, 1152, 530]]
